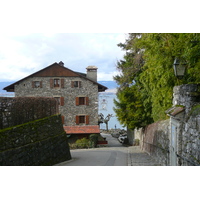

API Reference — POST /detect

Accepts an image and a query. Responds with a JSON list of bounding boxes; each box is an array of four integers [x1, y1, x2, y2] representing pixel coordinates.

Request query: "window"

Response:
[[50, 79, 64, 88], [76, 97, 89, 106], [74, 81, 79, 87], [71, 81, 81, 88], [32, 81, 42, 88], [54, 79, 60, 87], [54, 97, 64, 106], [79, 116, 85, 123], [76, 115, 89, 125], [54, 97, 61, 105], [79, 97, 85, 105], [34, 81, 40, 88]]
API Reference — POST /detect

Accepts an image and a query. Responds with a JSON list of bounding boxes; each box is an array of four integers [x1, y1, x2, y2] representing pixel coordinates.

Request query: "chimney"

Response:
[[59, 61, 64, 66], [86, 66, 98, 82]]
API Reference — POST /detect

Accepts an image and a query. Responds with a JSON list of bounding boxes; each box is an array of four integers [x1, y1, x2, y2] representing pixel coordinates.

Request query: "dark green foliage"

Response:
[[114, 33, 200, 128], [0, 97, 58, 129], [89, 134, 99, 148]]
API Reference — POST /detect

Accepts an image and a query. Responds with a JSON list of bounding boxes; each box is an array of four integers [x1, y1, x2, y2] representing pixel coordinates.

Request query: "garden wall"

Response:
[[134, 84, 200, 166], [142, 120, 170, 166], [0, 114, 71, 166]]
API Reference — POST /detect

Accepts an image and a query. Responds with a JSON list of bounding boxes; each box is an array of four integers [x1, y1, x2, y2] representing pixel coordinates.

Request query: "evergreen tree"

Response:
[[114, 33, 200, 128]]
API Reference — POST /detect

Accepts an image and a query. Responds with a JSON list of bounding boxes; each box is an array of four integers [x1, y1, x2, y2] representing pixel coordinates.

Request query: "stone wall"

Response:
[[0, 115, 71, 166], [14, 76, 98, 126], [142, 120, 170, 166], [131, 84, 200, 166], [134, 120, 170, 166], [181, 112, 200, 165], [172, 84, 200, 166]]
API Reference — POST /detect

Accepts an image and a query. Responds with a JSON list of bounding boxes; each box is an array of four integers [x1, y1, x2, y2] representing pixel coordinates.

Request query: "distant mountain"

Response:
[[0, 82, 14, 93], [98, 81, 118, 90]]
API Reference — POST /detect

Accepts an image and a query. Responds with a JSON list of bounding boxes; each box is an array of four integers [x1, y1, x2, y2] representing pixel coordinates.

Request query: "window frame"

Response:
[[76, 97, 89, 106], [54, 96, 64, 106], [71, 81, 82, 88], [32, 81, 42, 88], [34, 81, 40, 88], [54, 79, 60, 87], [76, 115, 89, 125]]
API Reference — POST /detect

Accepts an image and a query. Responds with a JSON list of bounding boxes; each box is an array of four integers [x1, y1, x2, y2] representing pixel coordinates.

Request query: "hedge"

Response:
[[0, 97, 58, 129]]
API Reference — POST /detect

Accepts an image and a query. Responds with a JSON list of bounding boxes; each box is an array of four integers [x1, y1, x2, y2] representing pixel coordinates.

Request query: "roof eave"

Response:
[[3, 62, 108, 92]]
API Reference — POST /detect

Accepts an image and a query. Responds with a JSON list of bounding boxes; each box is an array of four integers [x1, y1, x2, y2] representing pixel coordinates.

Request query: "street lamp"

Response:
[[173, 58, 187, 79]]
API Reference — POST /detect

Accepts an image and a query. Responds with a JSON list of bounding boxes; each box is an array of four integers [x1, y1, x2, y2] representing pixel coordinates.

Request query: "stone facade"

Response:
[[4, 62, 107, 128], [14, 76, 98, 126]]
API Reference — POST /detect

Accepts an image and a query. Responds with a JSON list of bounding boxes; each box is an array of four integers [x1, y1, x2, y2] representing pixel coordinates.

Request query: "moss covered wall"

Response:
[[0, 115, 71, 166]]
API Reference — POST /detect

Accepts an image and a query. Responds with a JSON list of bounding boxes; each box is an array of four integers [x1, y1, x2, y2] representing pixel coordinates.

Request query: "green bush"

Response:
[[89, 134, 98, 148], [75, 138, 90, 149]]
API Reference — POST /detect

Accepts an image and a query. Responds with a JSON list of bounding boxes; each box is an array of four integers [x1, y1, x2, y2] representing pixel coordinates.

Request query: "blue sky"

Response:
[[0, 33, 126, 82]]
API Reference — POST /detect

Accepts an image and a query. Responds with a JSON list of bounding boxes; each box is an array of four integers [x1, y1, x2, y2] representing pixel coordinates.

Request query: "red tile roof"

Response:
[[64, 125, 100, 134]]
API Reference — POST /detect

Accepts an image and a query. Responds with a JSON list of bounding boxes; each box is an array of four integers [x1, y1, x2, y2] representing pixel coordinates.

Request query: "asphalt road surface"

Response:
[[56, 133, 128, 166]]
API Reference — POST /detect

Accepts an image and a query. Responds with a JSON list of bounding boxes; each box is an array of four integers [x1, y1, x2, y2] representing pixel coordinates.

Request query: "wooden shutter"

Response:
[[60, 97, 64, 106], [40, 81, 43, 88], [61, 79, 64, 88], [71, 81, 74, 88], [76, 116, 79, 125], [85, 115, 89, 125], [32, 81, 35, 88], [85, 97, 89, 106], [50, 79, 54, 88], [76, 97, 79, 106], [61, 116, 65, 124]]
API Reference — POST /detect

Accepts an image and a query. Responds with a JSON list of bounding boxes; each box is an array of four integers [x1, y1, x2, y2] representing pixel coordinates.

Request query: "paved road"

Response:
[[55, 132, 161, 166], [56, 133, 128, 166]]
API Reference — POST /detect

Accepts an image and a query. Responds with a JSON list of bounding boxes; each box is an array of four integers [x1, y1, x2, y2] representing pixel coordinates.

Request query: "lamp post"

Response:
[[173, 58, 187, 79]]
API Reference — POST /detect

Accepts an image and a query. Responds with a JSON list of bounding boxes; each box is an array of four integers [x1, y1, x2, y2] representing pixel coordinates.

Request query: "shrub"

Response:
[[75, 138, 90, 149], [89, 134, 99, 148], [0, 97, 58, 129]]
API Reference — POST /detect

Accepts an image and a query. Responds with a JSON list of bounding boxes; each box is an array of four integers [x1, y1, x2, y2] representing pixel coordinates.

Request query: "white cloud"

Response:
[[97, 70, 121, 81], [0, 33, 125, 82]]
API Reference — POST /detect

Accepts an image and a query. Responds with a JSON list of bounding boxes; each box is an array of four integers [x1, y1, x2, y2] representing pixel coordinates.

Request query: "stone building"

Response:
[[4, 61, 107, 138]]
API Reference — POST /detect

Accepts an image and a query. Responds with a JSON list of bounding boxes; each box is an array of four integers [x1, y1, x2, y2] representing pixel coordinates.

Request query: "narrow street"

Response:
[[56, 133, 128, 166], [55, 132, 161, 166]]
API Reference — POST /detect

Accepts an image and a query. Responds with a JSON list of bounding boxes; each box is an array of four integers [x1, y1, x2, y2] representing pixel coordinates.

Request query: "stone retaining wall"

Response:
[[0, 115, 71, 166], [134, 120, 170, 166], [173, 84, 200, 165]]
